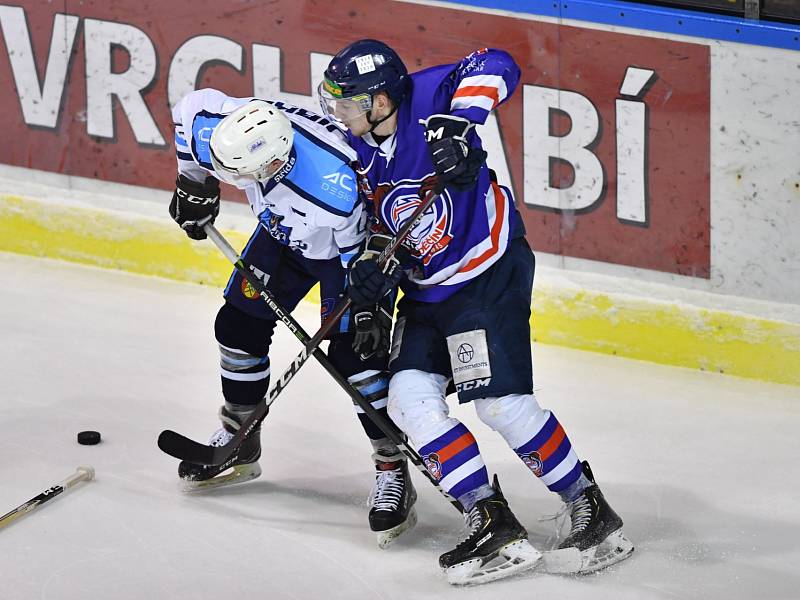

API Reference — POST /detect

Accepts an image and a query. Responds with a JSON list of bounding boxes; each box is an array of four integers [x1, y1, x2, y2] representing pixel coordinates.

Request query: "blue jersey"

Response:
[[173, 89, 364, 266], [348, 49, 523, 302]]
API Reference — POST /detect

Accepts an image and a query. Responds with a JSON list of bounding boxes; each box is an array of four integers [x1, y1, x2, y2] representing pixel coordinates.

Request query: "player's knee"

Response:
[[388, 370, 450, 441], [214, 302, 274, 354], [474, 393, 544, 435]]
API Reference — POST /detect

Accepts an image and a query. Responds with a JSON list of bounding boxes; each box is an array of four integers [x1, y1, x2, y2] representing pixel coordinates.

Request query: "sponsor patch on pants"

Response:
[[446, 329, 491, 386]]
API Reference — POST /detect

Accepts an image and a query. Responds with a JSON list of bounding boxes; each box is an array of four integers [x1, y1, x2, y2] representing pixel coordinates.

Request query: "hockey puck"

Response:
[[77, 431, 101, 445]]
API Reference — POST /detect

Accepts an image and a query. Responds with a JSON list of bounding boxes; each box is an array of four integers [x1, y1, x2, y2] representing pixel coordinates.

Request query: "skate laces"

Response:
[[368, 467, 405, 511], [208, 428, 234, 447], [453, 505, 486, 551], [208, 405, 247, 447], [567, 495, 593, 535], [540, 494, 593, 550]]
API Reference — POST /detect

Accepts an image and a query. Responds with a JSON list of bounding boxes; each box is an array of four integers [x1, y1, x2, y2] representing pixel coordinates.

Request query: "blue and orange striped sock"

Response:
[[514, 411, 589, 501], [419, 421, 490, 507]]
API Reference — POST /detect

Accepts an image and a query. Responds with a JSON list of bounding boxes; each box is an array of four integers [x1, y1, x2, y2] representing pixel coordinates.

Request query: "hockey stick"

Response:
[[0, 466, 94, 530], [157, 191, 463, 511]]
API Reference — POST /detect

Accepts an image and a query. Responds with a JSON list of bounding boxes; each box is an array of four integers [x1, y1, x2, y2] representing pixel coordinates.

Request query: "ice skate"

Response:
[[440, 476, 541, 586], [179, 405, 262, 492], [368, 459, 417, 548], [541, 461, 634, 574]]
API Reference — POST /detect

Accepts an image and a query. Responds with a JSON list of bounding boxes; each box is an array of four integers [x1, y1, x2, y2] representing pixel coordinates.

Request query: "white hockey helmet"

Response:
[[209, 100, 294, 188]]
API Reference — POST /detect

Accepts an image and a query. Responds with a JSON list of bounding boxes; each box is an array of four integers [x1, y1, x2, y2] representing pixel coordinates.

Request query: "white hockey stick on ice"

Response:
[[0, 466, 95, 530]]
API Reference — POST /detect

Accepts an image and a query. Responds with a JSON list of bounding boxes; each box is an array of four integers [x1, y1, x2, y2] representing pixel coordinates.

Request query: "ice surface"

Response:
[[1, 253, 798, 600]]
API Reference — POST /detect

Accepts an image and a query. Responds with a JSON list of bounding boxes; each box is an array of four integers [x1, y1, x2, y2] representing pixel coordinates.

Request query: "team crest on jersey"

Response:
[[376, 177, 454, 265], [422, 453, 442, 480], [520, 451, 544, 476]]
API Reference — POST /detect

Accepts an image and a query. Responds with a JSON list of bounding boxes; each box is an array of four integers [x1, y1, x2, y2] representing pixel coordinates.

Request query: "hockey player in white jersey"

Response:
[[168, 88, 416, 547]]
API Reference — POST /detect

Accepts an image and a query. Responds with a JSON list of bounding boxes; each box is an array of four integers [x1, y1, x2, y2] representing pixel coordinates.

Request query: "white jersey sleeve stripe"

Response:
[[450, 74, 509, 113], [455, 74, 508, 102], [451, 95, 496, 112]]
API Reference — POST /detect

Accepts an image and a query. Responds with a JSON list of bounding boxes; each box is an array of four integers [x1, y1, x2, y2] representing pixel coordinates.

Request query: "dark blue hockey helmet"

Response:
[[319, 39, 409, 124]]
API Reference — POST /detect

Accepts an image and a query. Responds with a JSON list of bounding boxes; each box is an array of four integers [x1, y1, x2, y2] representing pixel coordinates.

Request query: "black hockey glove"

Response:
[[346, 234, 403, 307], [351, 300, 393, 360], [169, 174, 220, 240], [420, 114, 488, 192]]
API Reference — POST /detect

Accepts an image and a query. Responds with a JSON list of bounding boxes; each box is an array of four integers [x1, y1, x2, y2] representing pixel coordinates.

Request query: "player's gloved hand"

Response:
[[420, 114, 488, 192], [351, 302, 393, 360], [169, 174, 220, 240], [347, 234, 402, 306]]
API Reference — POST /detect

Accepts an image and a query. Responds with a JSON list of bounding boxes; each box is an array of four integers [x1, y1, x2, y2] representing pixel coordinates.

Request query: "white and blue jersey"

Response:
[[348, 49, 523, 302], [172, 88, 365, 266]]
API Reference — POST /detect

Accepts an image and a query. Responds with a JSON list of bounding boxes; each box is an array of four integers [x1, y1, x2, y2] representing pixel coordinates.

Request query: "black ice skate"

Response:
[[439, 476, 541, 586], [368, 459, 417, 548], [178, 405, 262, 492], [542, 461, 634, 574]]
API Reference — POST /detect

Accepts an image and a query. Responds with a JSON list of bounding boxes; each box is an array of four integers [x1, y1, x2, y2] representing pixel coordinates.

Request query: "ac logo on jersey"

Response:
[[323, 172, 353, 191], [378, 177, 454, 265]]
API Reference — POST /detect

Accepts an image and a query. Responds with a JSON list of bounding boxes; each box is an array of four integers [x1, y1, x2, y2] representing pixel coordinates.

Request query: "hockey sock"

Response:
[[349, 370, 401, 452], [218, 343, 270, 405], [215, 303, 273, 406], [418, 422, 489, 501], [513, 411, 584, 497]]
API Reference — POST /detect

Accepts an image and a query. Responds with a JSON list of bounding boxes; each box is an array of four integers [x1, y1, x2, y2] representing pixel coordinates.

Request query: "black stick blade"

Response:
[[158, 430, 219, 466]]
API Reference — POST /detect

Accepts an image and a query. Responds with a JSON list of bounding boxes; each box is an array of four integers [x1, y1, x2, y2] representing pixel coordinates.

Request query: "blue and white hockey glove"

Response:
[[346, 234, 402, 307], [169, 175, 220, 240], [420, 114, 488, 192]]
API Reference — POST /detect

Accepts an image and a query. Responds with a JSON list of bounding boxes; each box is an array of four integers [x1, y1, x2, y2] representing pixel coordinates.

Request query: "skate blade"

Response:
[[446, 539, 542, 586], [540, 530, 634, 574], [180, 463, 262, 493], [377, 507, 418, 549]]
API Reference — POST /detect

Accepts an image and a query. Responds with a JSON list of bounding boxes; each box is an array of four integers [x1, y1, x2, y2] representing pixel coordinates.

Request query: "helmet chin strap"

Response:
[[366, 101, 399, 133]]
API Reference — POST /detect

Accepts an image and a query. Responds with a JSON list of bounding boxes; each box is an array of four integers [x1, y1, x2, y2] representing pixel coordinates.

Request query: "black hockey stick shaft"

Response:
[[157, 191, 462, 511], [0, 467, 94, 530]]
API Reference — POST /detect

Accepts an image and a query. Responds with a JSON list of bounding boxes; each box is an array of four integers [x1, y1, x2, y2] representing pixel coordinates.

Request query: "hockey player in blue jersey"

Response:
[[168, 88, 416, 547], [320, 40, 633, 584]]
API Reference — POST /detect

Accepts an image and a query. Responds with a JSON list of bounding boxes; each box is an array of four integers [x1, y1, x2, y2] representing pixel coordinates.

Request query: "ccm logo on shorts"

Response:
[[446, 330, 492, 393]]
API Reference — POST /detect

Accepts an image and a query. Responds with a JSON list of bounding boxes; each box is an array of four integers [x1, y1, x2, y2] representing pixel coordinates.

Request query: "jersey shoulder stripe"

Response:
[[189, 109, 226, 170], [292, 120, 353, 165], [282, 177, 351, 217], [284, 130, 359, 217]]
